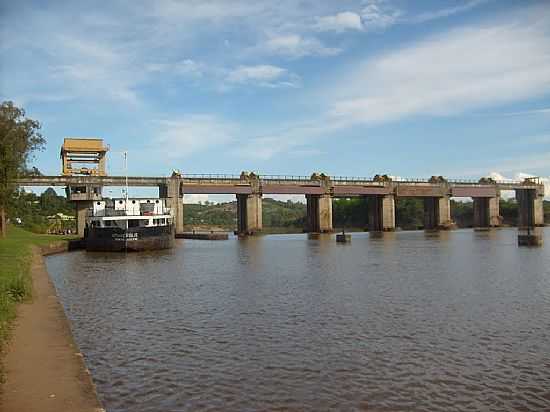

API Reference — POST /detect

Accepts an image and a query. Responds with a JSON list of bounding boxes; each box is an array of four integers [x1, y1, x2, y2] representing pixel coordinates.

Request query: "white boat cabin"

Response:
[[88, 198, 173, 229]]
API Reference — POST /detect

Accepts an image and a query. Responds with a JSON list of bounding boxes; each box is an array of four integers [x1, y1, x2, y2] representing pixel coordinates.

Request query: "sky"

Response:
[[1, 0, 550, 201]]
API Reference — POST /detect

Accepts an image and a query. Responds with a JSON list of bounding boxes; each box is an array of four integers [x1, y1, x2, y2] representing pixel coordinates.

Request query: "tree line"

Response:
[[184, 197, 550, 231], [0, 101, 45, 237]]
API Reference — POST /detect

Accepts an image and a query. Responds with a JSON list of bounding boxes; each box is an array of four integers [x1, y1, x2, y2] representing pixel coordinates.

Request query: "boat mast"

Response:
[[124, 151, 129, 204], [123, 151, 129, 230]]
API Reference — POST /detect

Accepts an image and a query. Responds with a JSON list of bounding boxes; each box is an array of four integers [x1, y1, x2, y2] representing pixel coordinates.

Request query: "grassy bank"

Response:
[[0, 226, 74, 348]]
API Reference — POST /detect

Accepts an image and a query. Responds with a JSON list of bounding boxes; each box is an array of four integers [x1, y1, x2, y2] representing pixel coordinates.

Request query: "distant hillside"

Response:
[[185, 197, 550, 231], [184, 198, 306, 231]]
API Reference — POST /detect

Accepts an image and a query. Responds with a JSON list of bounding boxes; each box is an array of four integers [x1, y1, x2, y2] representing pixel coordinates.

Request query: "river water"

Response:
[[46, 228, 550, 412]]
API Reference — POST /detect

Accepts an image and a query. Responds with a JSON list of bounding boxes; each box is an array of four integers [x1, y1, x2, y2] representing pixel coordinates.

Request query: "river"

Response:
[[46, 228, 550, 411]]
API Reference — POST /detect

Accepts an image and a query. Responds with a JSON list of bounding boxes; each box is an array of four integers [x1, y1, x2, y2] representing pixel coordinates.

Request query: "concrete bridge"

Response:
[[17, 173, 545, 238]]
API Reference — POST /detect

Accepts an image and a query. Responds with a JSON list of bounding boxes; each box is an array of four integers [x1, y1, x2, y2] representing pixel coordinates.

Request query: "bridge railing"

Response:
[[331, 176, 376, 183], [183, 174, 242, 183], [260, 175, 312, 183]]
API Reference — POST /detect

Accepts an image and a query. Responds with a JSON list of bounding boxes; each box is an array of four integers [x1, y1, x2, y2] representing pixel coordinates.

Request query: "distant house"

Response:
[[47, 213, 75, 221]]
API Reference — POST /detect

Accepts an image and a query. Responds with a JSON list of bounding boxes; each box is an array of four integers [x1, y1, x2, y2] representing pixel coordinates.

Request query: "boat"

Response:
[[84, 198, 175, 252]]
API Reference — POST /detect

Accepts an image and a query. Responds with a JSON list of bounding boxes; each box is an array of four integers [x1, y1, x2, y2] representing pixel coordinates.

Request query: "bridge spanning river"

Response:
[[17, 172, 545, 239]]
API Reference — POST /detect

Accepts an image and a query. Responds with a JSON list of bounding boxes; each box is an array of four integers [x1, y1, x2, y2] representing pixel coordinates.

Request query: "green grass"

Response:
[[0, 226, 75, 347]]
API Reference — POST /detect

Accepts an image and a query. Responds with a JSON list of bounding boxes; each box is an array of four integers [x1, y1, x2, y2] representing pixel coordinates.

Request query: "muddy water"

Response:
[[46, 228, 550, 411]]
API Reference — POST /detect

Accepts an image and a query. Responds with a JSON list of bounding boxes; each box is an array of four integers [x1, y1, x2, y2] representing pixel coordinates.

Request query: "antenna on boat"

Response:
[[123, 150, 128, 206], [123, 150, 129, 233]]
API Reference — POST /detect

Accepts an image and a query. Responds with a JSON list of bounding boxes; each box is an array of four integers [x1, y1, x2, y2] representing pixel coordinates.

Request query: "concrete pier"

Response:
[[159, 176, 185, 235], [424, 196, 453, 230], [473, 196, 500, 228], [75, 201, 92, 238], [237, 194, 262, 235], [305, 194, 333, 233], [66, 184, 103, 237], [516, 189, 544, 227], [367, 195, 395, 232]]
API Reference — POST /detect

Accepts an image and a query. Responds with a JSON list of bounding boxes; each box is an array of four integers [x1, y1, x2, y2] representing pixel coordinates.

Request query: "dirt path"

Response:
[[1, 247, 104, 412]]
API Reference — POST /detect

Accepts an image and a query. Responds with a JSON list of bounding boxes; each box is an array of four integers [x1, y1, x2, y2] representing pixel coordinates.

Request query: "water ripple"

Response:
[[46, 228, 550, 411]]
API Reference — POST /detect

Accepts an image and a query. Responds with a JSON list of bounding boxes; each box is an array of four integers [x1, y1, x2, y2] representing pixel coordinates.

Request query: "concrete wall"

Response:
[[160, 178, 184, 235], [75, 201, 91, 237], [382, 195, 396, 230], [516, 189, 544, 227], [488, 196, 501, 227], [237, 194, 262, 234], [305, 194, 333, 233], [424, 196, 453, 230], [437, 196, 452, 227], [367, 195, 395, 231], [318, 195, 333, 233], [534, 195, 544, 226], [473, 197, 501, 227]]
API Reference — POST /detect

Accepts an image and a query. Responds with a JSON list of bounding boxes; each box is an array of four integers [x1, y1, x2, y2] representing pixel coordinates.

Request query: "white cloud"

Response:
[[359, 0, 488, 31], [20, 33, 145, 105], [146, 59, 204, 78], [233, 119, 346, 160], [261, 34, 341, 58], [360, 0, 402, 30], [329, 9, 550, 124], [149, 0, 266, 22], [152, 115, 235, 158], [488, 172, 515, 183], [315, 12, 363, 32], [407, 0, 488, 24], [226, 65, 299, 88], [498, 107, 550, 117]]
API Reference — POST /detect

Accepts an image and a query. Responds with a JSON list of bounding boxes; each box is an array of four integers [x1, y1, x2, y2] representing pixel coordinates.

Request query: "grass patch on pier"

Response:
[[0, 226, 73, 350]]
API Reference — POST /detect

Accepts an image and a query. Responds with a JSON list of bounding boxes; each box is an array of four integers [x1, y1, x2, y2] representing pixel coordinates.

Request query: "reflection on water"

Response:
[[46, 228, 550, 412]]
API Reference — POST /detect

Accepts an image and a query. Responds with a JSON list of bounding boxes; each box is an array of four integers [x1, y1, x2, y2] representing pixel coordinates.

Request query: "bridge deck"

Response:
[[16, 175, 543, 197]]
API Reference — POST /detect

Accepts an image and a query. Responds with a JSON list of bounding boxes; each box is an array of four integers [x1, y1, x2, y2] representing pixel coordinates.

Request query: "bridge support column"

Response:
[[516, 189, 544, 227], [305, 194, 333, 233], [473, 197, 500, 228], [516, 189, 544, 246], [424, 196, 453, 230], [367, 195, 395, 231], [66, 184, 102, 238], [159, 177, 184, 235], [75, 201, 92, 238], [237, 194, 262, 235]]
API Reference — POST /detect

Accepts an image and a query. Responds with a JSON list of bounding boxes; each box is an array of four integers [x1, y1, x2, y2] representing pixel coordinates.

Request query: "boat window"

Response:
[[128, 219, 139, 228]]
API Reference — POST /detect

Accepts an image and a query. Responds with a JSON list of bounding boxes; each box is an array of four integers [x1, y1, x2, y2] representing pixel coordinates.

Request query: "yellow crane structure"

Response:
[[60, 138, 108, 176]]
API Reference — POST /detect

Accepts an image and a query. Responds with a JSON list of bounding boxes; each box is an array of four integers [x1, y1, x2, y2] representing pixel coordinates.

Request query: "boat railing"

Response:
[[93, 209, 171, 218]]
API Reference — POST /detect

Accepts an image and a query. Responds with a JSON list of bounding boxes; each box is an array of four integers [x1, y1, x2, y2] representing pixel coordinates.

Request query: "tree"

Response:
[[0, 101, 45, 237]]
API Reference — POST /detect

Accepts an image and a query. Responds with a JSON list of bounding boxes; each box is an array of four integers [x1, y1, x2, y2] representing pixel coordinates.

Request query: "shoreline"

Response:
[[0, 244, 103, 412]]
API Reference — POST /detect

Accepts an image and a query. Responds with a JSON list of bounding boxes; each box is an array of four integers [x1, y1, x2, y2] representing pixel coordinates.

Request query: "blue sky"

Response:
[[2, 0, 550, 200]]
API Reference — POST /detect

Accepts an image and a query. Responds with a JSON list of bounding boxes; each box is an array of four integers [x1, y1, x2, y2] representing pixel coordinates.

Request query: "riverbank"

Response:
[[0, 227, 102, 411]]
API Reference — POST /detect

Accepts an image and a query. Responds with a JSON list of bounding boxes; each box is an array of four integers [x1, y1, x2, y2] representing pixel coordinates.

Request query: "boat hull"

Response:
[[85, 225, 175, 252]]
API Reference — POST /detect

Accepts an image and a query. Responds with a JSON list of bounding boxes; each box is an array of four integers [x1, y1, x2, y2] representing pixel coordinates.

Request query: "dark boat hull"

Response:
[[85, 225, 175, 252]]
